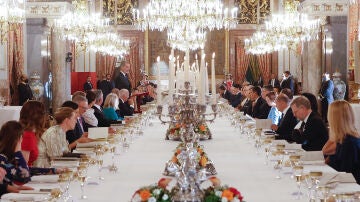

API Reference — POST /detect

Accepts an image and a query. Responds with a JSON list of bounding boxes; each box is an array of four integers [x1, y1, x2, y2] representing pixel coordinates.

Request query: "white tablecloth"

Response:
[[0, 106, 21, 127], [8, 116, 360, 202]]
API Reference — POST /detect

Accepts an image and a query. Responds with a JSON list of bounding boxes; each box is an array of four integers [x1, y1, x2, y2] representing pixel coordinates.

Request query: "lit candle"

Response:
[[156, 56, 161, 105], [211, 52, 216, 104], [185, 49, 190, 82], [199, 49, 206, 105], [169, 49, 174, 104]]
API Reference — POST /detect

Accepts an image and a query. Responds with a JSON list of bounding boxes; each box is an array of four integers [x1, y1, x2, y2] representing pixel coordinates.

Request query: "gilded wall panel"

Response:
[[235, 0, 270, 24], [103, 0, 138, 25]]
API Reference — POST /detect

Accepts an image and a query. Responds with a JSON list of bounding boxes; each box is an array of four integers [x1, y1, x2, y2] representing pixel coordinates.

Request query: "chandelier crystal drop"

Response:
[[90, 33, 130, 56], [0, 0, 25, 44]]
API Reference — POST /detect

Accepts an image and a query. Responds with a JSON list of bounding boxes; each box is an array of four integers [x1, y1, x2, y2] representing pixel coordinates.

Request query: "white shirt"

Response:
[[82, 108, 98, 127], [94, 103, 102, 111]]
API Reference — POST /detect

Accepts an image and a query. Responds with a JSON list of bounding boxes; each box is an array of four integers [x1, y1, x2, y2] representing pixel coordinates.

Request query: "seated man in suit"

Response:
[[271, 94, 298, 142], [92, 89, 111, 127], [218, 85, 232, 102], [248, 86, 271, 119], [291, 96, 328, 151], [117, 89, 135, 118], [239, 85, 253, 114], [229, 84, 242, 108]]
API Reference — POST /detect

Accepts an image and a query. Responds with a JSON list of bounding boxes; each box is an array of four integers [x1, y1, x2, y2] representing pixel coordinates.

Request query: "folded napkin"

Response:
[[285, 144, 302, 150], [51, 160, 79, 168], [299, 151, 324, 161], [272, 140, 288, 145], [31, 175, 59, 183], [1, 193, 49, 201], [319, 172, 357, 186], [77, 141, 104, 148]]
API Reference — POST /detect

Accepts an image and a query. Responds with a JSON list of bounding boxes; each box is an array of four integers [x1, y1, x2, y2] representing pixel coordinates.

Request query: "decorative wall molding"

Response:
[[26, 2, 73, 19], [301, 0, 349, 16]]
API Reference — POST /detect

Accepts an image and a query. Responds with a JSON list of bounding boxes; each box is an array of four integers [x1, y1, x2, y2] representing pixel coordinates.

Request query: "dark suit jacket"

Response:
[[292, 112, 328, 151], [18, 83, 33, 106], [230, 93, 242, 108], [268, 78, 280, 88], [280, 76, 295, 93], [114, 73, 131, 93], [92, 106, 111, 127], [320, 80, 334, 103], [221, 90, 232, 101], [240, 99, 252, 115], [83, 82, 93, 92], [66, 117, 87, 144], [251, 97, 271, 119], [99, 80, 114, 100], [117, 99, 134, 118], [275, 108, 298, 142]]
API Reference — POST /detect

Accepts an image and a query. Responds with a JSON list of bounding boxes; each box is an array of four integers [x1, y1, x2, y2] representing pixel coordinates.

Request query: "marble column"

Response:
[[51, 29, 71, 110], [302, 39, 322, 96]]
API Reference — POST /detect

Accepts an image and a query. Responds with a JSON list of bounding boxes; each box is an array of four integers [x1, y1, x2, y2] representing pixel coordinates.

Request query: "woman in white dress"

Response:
[[33, 107, 77, 167]]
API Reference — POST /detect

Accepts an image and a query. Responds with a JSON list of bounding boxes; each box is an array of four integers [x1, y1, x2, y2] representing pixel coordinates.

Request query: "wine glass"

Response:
[[77, 166, 88, 199], [94, 146, 105, 181], [292, 165, 304, 199], [308, 171, 323, 200], [263, 138, 272, 165], [273, 150, 285, 179]]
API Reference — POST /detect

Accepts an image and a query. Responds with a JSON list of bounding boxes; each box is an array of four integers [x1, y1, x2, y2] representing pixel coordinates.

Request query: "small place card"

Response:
[[88, 127, 108, 139]]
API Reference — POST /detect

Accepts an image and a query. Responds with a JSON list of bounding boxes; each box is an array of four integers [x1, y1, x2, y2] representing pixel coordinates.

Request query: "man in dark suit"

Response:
[[92, 89, 111, 127], [291, 96, 328, 151], [117, 89, 134, 118], [229, 84, 242, 108], [99, 74, 115, 101], [218, 85, 232, 101], [280, 71, 295, 94], [271, 94, 298, 142], [268, 73, 280, 88], [114, 61, 132, 93], [249, 86, 271, 119], [83, 76, 93, 92]]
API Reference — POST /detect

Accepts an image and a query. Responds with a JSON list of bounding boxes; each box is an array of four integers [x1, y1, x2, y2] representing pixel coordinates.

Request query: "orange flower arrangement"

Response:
[[222, 189, 234, 201], [139, 190, 151, 201]]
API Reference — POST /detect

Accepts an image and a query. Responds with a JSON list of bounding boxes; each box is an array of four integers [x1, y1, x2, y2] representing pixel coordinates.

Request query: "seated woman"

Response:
[[34, 107, 77, 168], [327, 100, 360, 184], [82, 90, 98, 128], [266, 91, 281, 125], [19, 101, 59, 175], [0, 121, 33, 196], [103, 93, 123, 122]]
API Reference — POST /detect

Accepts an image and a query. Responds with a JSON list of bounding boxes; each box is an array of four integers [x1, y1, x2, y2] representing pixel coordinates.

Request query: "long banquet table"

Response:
[[5, 116, 360, 202]]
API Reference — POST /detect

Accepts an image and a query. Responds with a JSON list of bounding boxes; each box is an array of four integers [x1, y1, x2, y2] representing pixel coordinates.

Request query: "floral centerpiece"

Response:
[[166, 122, 212, 141], [131, 178, 244, 202], [163, 142, 217, 176], [203, 186, 244, 202], [131, 179, 172, 202]]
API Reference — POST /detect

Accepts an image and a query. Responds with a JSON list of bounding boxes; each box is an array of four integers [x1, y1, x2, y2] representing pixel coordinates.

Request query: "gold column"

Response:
[[225, 30, 229, 73], [144, 29, 149, 74]]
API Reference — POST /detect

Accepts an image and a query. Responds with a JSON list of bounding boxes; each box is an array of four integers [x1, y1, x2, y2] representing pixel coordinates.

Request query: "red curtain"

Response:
[[235, 41, 250, 83], [95, 53, 117, 81], [8, 23, 24, 105], [257, 54, 271, 84], [124, 41, 140, 90]]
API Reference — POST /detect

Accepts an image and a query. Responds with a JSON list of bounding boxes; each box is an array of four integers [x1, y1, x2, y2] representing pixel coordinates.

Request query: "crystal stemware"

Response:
[[292, 165, 304, 199], [77, 166, 88, 199]]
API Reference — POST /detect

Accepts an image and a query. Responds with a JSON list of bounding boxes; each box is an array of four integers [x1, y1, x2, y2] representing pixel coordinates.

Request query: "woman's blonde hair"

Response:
[[103, 93, 119, 109], [328, 100, 359, 143], [54, 107, 75, 124]]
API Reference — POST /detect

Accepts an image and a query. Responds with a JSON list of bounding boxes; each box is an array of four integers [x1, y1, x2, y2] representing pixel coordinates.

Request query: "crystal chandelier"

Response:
[[55, 0, 110, 48], [133, 0, 238, 32], [133, 0, 238, 51], [245, 0, 320, 54], [167, 27, 206, 51], [89, 32, 130, 56], [0, 0, 25, 44]]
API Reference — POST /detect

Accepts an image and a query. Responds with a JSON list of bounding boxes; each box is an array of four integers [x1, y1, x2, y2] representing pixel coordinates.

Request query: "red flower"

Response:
[[229, 187, 243, 201]]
